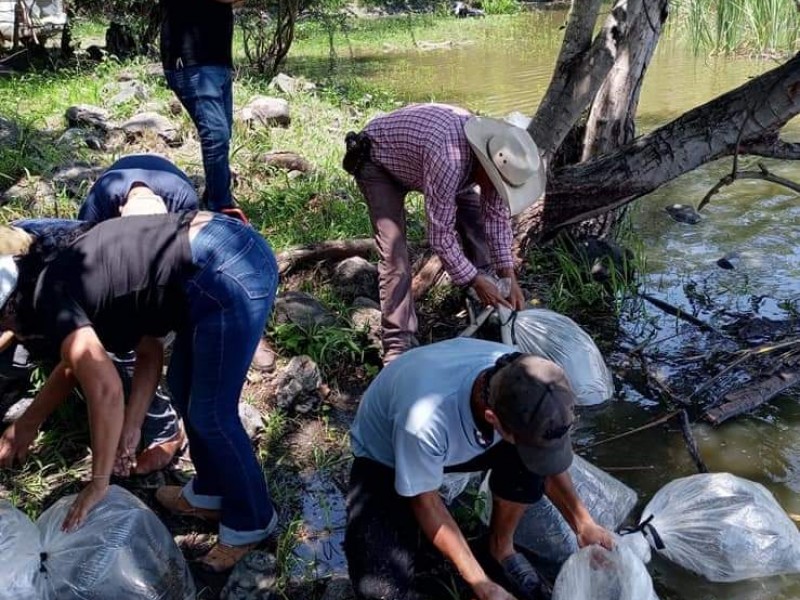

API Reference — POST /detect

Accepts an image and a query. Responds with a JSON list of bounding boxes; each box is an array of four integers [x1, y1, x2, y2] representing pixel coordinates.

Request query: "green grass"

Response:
[[670, 0, 799, 55]]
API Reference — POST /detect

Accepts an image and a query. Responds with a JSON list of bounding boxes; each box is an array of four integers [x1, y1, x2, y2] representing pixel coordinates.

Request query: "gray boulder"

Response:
[[263, 151, 313, 173], [333, 257, 379, 303], [665, 203, 701, 224], [238, 403, 264, 440], [65, 104, 112, 131], [2, 176, 57, 211], [103, 79, 149, 107], [275, 355, 322, 414], [268, 73, 316, 95], [273, 291, 337, 329], [350, 297, 381, 349], [142, 62, 164, 79], [220, 551, 279, 600], [57, 128, 104, 151], [51, 163, 106, 197], [120, 112, 182, 146], [238, 96, 291, 129]]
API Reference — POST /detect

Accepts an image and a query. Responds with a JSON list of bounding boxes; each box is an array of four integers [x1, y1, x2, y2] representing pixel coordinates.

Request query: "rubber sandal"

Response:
[[500, 552, 546, 600], [155, 486, 221, 522]]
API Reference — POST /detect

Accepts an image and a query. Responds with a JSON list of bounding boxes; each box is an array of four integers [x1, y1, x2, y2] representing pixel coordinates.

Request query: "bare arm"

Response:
[[60, 326, 124, 531], [410, 491, 516, 600], [0, 361, 77, 467], [125, 337, 163, 432], [545, 471, 614, 549], [114, 337, 164, 475]]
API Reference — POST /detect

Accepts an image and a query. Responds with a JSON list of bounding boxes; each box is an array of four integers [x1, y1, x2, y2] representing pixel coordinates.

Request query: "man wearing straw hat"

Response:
[[343, 103, 545, 364]]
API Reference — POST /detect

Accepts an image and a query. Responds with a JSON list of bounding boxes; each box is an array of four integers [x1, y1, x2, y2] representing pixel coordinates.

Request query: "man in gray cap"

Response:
[[345, 337, 613, 600]]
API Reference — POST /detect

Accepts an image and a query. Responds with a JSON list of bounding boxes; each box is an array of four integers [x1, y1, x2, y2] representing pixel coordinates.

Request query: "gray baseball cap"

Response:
[[489, 355, 576, 476]]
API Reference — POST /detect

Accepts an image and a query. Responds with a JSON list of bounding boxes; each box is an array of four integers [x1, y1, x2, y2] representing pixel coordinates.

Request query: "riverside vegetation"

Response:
[[0, 3, 799, 599]]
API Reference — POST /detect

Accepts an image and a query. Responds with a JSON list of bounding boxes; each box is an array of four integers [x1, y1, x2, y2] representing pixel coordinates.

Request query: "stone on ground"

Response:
[[220, 550, 279, 600], [333, 257, 379, 303], [102, 79, 149, 107], [268, 73, 317, 95], [237, 96, 291, 129], [238, 403, 264, 440], [65, 104, 112, 131], [275, 355, 322, 414], [51, 163, 106, 197], [273, 291, 337, 329], [263, 151, 313, 173], [120, 112, 182, 146]]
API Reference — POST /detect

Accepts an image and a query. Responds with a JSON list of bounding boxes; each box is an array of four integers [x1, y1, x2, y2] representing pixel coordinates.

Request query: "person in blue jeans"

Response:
[[161, 0, 245, 219], [79, 153, 199, 222], [0, 211, 278, 572]]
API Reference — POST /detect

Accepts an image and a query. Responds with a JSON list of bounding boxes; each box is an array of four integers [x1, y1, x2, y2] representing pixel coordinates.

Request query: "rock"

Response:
[[103, 79, 149, 107], [275, 356, 322, 414], [2, 397, 34, 423], [291, 473, 348, 581], [268, 73, 316, 95], [85, 45, 105, 61], [51, 163, 106, 197], [716, 251, 740, 270], [287, 170, 304, 180], [320, 576, 356, 600], [0, 116, 19, 147], [238, 96, 291, 129], [251, 338, 277, 372], [350, 300, 382, 349], [239, 403, 264, 440], [1, 175, 57, 210], [333, 257, 379, 303], [220, 550, 279, 600], [57, 128, 105, 151], [120, 112, 182, 146], [65, 104, 112, 132], [273, 291, 337, 329], [168, 97, 184, 116], [665, 203, 701, 224], [263, 151, 313, 173], [142, 62, 164, 79]]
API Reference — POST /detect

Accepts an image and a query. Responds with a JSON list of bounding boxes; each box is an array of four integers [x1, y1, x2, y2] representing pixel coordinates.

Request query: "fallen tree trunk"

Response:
[[516, 51, 800, 250], [276, 238, 375, 275], [703, 355, 800, 425]]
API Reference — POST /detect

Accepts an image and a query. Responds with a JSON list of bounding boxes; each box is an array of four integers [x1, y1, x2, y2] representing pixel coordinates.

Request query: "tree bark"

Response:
[[276, 238, 375, 275], [515, 51, 800, 249]]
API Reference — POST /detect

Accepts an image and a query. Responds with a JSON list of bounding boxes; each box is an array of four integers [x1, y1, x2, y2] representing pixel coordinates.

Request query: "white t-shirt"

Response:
[[350, 338, 514, 496]]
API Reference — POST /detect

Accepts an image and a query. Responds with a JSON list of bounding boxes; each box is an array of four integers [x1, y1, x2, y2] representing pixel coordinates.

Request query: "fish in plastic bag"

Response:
[[0, 485, 195, 600], [498, 307, 614, 406], [636, 472, 800, 582], [552, 541, 659, 600], [480, 455, 637, 564]]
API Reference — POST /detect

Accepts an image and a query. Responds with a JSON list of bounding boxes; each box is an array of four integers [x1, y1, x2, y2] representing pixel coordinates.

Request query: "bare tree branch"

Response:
[[740, 139, 800, 160], [699, 162, 800, 210]]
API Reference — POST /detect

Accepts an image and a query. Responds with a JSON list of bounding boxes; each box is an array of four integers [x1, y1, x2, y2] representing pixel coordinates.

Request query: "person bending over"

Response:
[[0, 211, 278, 572], [345, 338, 613, 600]]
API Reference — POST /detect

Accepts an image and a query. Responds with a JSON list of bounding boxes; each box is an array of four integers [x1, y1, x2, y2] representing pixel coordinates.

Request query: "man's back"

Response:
[[160, 0, 234, 70]]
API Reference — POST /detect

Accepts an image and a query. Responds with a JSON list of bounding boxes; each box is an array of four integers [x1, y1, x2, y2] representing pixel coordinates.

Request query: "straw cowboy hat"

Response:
[[464, 113, 545, 216]]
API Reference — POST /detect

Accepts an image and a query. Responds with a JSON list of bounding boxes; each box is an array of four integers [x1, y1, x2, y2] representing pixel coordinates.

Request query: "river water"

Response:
[[300, 10, 800, 599]]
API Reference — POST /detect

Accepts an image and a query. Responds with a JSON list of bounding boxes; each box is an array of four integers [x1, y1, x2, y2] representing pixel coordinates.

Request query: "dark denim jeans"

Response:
[[168, 214, 278, 545], [165, 65, 233, 212]]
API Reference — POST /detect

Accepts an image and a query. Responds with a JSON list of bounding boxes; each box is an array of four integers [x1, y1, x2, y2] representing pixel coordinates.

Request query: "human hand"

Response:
[[506, 277, 525, 311], [61, 479, 109, 532], [471, 274, 512, 309], [472, 580, 517, 600], [577, 520, 615, 550], [0, 420, 38, 468], [113, 425, 141, 477]]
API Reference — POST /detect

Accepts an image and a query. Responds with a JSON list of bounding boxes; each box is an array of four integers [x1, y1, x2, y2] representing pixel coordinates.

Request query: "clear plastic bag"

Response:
[[552, 542, 659, 600], [479, 455, 638, 564], [0, 485, 195, 600], [498, 307, 614, 406], [638, 472, 800, 582], [438, 472, 480, 505]]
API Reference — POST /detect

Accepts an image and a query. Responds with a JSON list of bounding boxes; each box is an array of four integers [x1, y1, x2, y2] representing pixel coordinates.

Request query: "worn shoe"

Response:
[[500, 552, 547, 600], [134, 424, 187, 475], [155, 486, 221, 522], [195, 510, 279, 574]]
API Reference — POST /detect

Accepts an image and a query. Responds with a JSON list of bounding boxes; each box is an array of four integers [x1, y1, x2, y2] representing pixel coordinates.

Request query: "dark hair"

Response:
[[10, 221, 95, 356]]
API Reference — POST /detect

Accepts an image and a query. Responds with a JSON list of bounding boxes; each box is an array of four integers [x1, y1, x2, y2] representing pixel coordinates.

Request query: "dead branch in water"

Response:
[[580, 410, 681, 450], [638, 292, 722, 335], [699, 161, 800, 212], [679, 409, 708, 473]]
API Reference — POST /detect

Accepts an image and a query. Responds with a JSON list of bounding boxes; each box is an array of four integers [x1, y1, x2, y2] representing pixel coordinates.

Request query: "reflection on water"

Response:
[[296, 12, 800, 599]]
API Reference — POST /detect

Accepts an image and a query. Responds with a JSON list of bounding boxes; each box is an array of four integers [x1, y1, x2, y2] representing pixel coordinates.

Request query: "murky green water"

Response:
[[302, 11, 800, 598]]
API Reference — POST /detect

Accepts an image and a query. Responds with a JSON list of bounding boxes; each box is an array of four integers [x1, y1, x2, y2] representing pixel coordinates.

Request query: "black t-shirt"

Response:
[[32, 213, 196, 355], [160, 0, 234, 70]]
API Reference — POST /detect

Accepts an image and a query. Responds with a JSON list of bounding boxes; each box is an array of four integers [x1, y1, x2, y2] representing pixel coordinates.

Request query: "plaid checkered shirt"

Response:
[[364, 103, 514, 286]]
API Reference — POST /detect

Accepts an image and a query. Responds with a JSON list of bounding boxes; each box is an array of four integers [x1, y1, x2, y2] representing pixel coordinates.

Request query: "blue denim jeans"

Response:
[[167, 214, 278, 545], [165, 65, 233, 211]]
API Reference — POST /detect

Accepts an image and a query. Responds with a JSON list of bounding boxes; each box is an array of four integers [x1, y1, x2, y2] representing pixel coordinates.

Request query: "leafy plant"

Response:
[[270, 320, 368, 370]]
